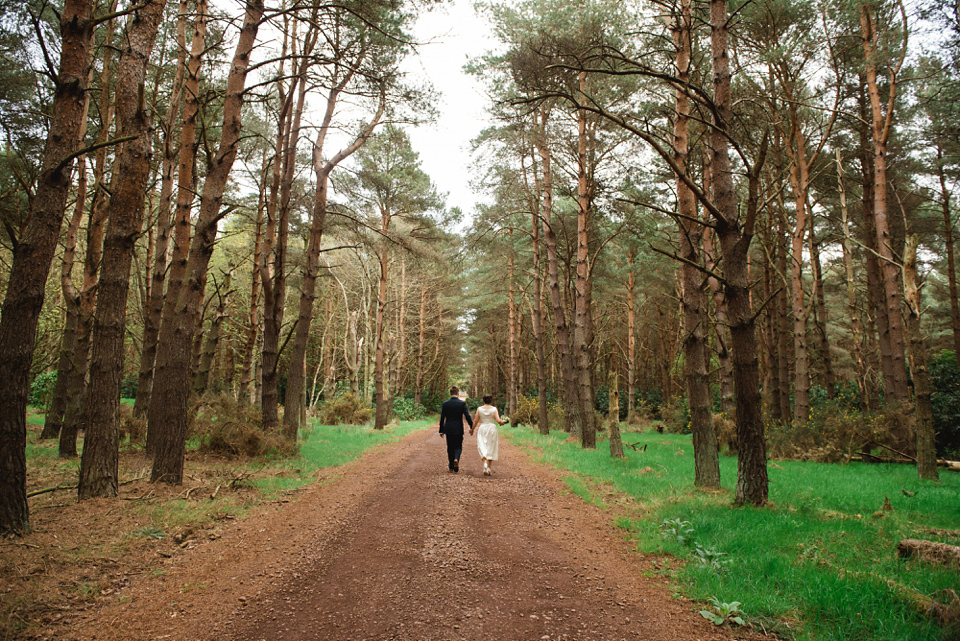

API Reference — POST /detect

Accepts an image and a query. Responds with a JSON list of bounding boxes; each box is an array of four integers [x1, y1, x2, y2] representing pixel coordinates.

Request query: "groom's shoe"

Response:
[[453, 459, 459, 473]]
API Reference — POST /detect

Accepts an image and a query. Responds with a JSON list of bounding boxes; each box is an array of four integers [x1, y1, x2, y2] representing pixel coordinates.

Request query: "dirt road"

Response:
[[51, 427, 764, 641]]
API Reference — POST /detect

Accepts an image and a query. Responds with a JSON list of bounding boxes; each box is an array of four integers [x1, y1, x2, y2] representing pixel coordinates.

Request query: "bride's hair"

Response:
[[483, 394, 493, 405]]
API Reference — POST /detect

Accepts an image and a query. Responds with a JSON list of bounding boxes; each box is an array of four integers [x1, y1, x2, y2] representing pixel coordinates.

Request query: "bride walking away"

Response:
[[470, 395, 508, 476]]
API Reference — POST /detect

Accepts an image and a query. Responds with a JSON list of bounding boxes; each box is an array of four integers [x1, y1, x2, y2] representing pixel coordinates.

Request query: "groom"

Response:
[[438, 386, 472, 473]]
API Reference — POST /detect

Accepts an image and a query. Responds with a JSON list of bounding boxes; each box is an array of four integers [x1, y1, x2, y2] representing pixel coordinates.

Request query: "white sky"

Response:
[[404, 0, 498, 219]]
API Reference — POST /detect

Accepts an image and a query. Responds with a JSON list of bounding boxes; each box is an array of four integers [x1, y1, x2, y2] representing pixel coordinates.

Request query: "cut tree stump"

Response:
[[897, 538, 960, 570]]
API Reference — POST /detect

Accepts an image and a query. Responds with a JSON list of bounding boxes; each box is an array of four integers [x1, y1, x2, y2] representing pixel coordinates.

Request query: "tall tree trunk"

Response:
[[283, 86, 383, 438], [507, 238, 518, 419], [374, 225, 391, 430], [785, 108, 811, 423], [861, 3, 909, 403], [574, 71, 596, 448], [144, 0, 206, 453], [810, 223, 836, 399], [608, 369, 624, 460], [936, 133, 960, 367], [42, 149, 88, 440], [134, 0, 189, 418], [704, 227, 734, 416], [710, 0, 767, 505], [194, 270, 233, 395], [902, 236, 938, 480], [261, 58, 304, 431], [79, 0, 166, 499], [858, 87, 887, 411], [776, 214, 792, 421], [837, 152, 869, 408], [0, 0, 95, 534], [527, 112, 549, 434], [415, 284, 427, 406], [149, 0, 264, 484], [625, 253, 636, 426], [239, 153, 267, 405], [536, 108, 580, 436], [674, 0, 719, 486], [59, 2, 120, 458]]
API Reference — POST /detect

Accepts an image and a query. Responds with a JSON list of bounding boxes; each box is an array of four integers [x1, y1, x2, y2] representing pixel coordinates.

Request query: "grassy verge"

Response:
[[248, 418, 433, 496], [503, 425, 960, 641]]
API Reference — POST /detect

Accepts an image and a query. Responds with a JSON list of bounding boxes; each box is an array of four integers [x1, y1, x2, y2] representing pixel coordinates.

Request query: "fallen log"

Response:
[[939, 459, 960, 472], [897, 538, 960, 570]]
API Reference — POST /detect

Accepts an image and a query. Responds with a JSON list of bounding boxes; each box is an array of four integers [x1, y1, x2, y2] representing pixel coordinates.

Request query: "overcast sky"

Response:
[[404, 0, 498, 221]]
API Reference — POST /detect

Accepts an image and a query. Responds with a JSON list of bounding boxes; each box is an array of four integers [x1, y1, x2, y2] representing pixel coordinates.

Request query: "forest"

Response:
[[1, 0, 959, 541]]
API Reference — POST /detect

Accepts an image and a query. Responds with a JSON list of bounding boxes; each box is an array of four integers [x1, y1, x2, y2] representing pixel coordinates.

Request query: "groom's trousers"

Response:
[[445, 434, 463, 470]]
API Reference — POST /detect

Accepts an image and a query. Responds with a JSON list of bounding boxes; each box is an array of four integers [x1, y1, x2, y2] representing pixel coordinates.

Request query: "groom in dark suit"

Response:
[[438, 386, 472, 473]]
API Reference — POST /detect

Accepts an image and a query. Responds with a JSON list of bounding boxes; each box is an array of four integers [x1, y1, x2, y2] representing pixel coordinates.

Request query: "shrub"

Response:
[[120, 375, 138, 400], [512, 395, 540, 426], [595, 385, 609, 415], [419, 390, 446, 414], [317, 392, 372, 426], [29, 370, 57, 409], [713, 413, 737, 454], [766, 404, 915, 463], [118, 403, 146, 444], [547, 401, 566, 430], [661, 395, 690, 434], [191, 394, 295, 458], [392, 396, 427, 421], [930, 350, 960, 457]]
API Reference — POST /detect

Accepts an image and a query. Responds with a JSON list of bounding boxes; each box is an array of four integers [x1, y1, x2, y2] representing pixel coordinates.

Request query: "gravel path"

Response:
[[52, 426, 767, 641]]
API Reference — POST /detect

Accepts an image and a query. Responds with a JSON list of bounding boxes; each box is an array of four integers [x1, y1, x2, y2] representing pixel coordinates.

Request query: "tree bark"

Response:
[[261, 51, 304, 431], [374, 223, 391, 430], [608, 369, 624, 460], [239, 153, 267, 406], [149, 0, 264, 484], [41, 149, 89, 440], [785, 104, 812, 422], [674, 0, 719, 486], [194, 270, 233, 395], [710, 0, 768, 505], [58, 1, 121, 458], [574, 71, 596, 448], [134, 0, 189, 418], [837, 152, 869, 408], [936, 133, 960, 367], [144, 0, 206, 455], [810, 223, 836, 399], [79, 0, 166, 499], [0, 0, 95, 534], [902, 236, 938, 480], [507, 238, 518, 419], [283, 85, 383, 439], [536, 108, 581, 436], [625, 253, 636, 425], [527, 108, 549, 434], [860, 3, 909, 403]]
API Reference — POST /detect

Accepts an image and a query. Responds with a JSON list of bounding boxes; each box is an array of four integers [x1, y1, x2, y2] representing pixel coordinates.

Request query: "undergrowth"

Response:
[[503, 426, 960, 641]]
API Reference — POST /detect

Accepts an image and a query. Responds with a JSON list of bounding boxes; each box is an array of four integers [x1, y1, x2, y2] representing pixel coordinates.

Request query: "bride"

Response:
[[470, 395, 507, 476]]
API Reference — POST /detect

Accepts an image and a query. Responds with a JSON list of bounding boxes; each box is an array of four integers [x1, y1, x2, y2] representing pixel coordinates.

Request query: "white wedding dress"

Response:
[[475, 405, 499, 461]]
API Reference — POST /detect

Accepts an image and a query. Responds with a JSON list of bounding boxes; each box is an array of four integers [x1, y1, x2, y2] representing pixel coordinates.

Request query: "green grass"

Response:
[[503, 427, 960, 641], [248, 418, 433, 496]]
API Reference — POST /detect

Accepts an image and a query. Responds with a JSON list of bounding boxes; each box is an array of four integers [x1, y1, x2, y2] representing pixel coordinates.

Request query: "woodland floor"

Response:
[[3, 426, 774, 641]]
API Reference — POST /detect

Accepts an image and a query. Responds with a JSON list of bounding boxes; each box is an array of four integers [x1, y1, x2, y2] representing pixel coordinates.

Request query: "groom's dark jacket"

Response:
[[439, 396, 472, 436]]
